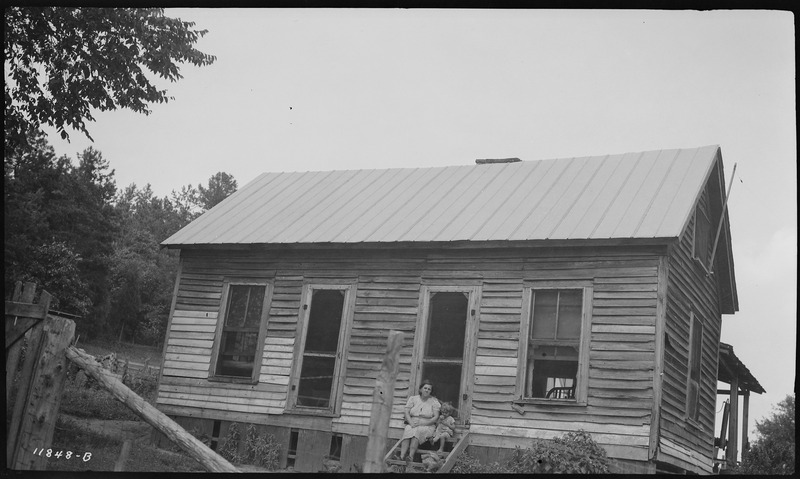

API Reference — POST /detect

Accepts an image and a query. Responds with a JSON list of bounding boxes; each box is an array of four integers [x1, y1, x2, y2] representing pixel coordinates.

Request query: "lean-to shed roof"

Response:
[[163, 145, 724, 247]]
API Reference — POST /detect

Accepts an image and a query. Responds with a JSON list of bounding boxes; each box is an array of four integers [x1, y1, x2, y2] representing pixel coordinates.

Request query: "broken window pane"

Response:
[[425, 292, 468, 359], [305, 290, 345, 353], [525, 289, 584, 400], [297, 356, 336, 408], [216, 284, 267, 378], [297, 288, 347, 409]]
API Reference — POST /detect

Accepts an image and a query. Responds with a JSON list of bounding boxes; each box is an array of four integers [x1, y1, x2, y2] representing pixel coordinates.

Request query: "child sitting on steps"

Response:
[[429, 402, 456, 453]]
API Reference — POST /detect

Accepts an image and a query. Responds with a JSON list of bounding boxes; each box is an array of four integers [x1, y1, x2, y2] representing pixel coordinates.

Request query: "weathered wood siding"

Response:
[[659, 185, 722, 474], [156, 245, 664, 464]]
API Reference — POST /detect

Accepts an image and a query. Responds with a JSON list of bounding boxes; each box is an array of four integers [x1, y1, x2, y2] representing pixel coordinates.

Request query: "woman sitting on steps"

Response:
[[397, 379, 440, 462]]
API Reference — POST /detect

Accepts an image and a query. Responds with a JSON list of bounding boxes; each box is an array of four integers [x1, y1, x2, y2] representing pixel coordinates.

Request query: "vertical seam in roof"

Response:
[[475, 158, 558, 240], [411, 163, 510, 242], [507, 156, 577, 239], [588, 151, 644, 238], [337, 167, 425, 242], [362, 166, 453, 242], [608, 150, 663, 238], [563, 154, 623, 239], [182, 171, 286, 244], [392, 165, 479, 241], [545, 155, 608, 239], [463, 161, 543, 240], [652, 147, 703, 237], [262, 169, 360, 243], [631, 149, 681, 237], [300, 167, 402, 242], [633, 149, 697, 237], [290, 168, 383, 242], [223, 170, 322, 243]]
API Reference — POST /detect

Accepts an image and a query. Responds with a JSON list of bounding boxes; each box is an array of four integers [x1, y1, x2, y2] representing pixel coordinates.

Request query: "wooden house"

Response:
[[155, 145, 738, 473]]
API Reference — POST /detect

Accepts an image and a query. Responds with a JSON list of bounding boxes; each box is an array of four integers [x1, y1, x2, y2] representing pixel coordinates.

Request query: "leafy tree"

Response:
[[736, 394, 795, 475], [4, 7, 216, 151], [196, 172, 238, 210], [4, 132, 116, 324]]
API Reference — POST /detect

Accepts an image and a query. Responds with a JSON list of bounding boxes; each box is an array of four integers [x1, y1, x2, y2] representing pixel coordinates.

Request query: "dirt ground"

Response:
[[61, 413, 152, 443]]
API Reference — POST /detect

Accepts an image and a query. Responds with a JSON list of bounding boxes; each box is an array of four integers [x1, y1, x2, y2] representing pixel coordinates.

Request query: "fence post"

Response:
[[6, 283, 53, 469], [363, 330, 403, 473], [11, 315, 75, 470]]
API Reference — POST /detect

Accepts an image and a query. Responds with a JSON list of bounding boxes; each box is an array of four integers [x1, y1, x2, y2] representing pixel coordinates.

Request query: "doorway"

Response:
[[413, 285, 480, 424]]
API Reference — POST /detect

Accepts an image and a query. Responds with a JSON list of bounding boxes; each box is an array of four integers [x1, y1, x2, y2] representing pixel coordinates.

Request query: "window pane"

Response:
[[556, 290, 582, 339], [305, 290, 345, 353], [426, 292, 468, 359], [421, 363, 462, 411], [531, 291, 558, 339], [297, 355, 336, 408], [216, 331, 258, 377], [226, 286, 249, 327], [525, 351, 578, 399], [690, 319, 703, 382], [244, 286, 266, 329]]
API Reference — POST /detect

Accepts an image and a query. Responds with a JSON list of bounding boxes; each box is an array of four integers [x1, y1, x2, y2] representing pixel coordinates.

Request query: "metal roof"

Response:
[[718, 343, 765, 394], [162, 145, 722, 247]]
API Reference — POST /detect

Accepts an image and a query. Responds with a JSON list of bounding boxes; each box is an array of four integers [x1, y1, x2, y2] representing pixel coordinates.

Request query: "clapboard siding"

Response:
[[157, 245, 667, 464], [659, 185, 722, 473]]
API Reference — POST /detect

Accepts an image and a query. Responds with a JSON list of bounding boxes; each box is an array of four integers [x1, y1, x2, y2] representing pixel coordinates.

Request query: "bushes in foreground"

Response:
[[452, 430, 610, 474]]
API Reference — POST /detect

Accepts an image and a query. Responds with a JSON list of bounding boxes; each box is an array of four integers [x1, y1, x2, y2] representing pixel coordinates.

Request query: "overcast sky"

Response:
[[42, 9, 795, 447]]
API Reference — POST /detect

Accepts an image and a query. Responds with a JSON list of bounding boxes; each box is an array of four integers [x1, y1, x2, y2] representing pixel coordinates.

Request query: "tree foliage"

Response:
[[5, 131, 116, 317], [5, 132, 237, 344], [735, 394, 795, 475], [4, 7, 216, 151]]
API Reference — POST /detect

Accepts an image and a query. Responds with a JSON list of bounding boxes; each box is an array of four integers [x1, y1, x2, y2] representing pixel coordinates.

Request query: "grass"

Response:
[[76, 338, 162, 367], [47, 416, 205, 472], [60, 358, 160, 421]]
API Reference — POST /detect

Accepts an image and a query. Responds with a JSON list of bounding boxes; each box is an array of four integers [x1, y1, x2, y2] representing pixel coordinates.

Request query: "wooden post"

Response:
[[741, 391, 750, 454], [64, 346, 238, 473], [5, 282, 39, 406], [726, 376, 739, 467], [363, 331, 403, 473], [6, 322, 46, 467], [12, 316, 75, 470]]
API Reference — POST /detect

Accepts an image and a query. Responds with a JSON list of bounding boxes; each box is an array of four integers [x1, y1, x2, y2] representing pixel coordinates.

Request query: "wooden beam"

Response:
[[726, 375, 739, 467], [65, 346, 239, 473], [649, 255, 669, 459], [11, 315, 74, 470], [741, 391, 750, 454], [5, 317, 43, 349], [438, 432, 471, 473], [6, 321, 45, 469], [363, 330, 403, 473]]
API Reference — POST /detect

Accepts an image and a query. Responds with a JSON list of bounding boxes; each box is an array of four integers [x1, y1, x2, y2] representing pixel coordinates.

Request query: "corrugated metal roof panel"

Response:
[[161, 145, 721, 246]]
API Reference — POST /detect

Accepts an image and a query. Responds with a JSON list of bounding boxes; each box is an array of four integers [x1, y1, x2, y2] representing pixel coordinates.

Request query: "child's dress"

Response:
[[432, 415, 455, 443]]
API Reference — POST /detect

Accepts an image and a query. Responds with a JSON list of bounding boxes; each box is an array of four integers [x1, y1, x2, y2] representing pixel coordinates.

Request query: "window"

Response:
[[693, 202, 712, 267], [210, 281, 271, 381], [518, 285, 591, 403], [686, 312, 703, 421], [290, 284, 354, 413]]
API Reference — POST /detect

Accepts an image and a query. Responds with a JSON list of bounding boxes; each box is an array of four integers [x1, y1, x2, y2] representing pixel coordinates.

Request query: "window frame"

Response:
[[516, 281, 593, 405], [409, 284, 481, 425], [692, 202, 713, 272], [685, 311, 703, 422], [208, 278, 273, 384], [287, 281, 356, 416]]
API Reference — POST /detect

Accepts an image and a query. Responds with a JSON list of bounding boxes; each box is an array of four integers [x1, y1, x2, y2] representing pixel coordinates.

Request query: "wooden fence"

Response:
[[5, 281, 238, 472]]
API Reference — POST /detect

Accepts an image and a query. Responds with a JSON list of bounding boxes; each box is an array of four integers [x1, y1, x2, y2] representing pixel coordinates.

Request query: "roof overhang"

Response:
[[717, 342, 765, 394], [161, 237, 677, 252]]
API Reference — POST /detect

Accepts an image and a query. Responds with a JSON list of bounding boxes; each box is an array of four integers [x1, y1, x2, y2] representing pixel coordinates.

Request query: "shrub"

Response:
[[452, 430, 610, 474], [218, 423, 244, 463], [218, 423, 279, 470]]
